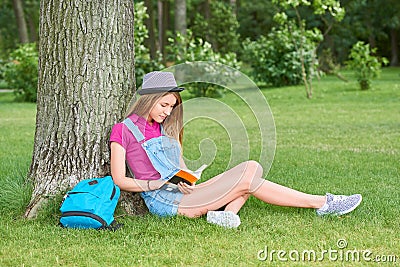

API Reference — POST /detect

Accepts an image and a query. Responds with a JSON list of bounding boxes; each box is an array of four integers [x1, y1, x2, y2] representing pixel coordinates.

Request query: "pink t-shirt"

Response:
[[110, 114, 162, 180]]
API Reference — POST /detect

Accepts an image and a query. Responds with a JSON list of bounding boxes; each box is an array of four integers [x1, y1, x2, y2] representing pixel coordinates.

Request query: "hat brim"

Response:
[[137, 87, 185, 95]]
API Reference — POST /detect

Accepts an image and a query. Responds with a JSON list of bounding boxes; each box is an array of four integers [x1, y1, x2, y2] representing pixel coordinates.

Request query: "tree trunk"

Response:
[[25, 0, 137, 218], [157, 0, 169, 59], [27, 15, 38, 42], [174, 0, 186, 63], [230, 0, 237, 17], [174, 0, 186, 36], [144, 0, 157, 60], [390, 29, 399, 66], [202, 0, 211, 45], [11, 0, 29, 43]]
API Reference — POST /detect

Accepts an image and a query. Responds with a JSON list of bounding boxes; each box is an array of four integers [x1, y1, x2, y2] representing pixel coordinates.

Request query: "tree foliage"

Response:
[[269, 0, 344, 97], [190, 1, 240, 55], [237, 0, 278, 41], [167, 30, 240, 98], [243, 22, 322, 87], [2, 42, 37, 102], [0, 0, 39, 57], [0, 0, 399, 102]]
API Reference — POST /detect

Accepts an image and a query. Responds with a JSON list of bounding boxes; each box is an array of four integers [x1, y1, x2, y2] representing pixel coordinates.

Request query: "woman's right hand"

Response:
[[177, 182, 195, 194]]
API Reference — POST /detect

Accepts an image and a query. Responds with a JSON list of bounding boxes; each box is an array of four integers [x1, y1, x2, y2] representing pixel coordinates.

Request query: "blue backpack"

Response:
[[59, 176, 121, 230]]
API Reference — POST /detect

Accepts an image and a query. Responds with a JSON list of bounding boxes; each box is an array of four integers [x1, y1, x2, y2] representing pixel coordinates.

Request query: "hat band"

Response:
[[138, 86, 184, 95]]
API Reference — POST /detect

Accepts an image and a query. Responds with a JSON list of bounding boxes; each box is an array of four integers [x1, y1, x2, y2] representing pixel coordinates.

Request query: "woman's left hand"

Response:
[[178, 182, 195, 194]]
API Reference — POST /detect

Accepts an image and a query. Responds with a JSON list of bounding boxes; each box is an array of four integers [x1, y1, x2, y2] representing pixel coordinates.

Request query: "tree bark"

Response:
[[144, 0, 157, 60], [12, 0, 29, 43], [25, 0, 136, 218], [174, 0, 186, 36], [157, 0, 170, 59], [27, 15, 38, 42], [230, 0, 237, 17], [200, 0, 211, 45]]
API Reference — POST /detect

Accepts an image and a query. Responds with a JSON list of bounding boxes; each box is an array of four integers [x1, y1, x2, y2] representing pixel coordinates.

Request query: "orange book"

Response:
[[169, 169, 199, 185], [161, 165, 208, 192]]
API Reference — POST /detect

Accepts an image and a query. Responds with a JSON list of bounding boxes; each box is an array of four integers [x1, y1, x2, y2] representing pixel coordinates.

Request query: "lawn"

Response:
[[0, 68, 399, 266]]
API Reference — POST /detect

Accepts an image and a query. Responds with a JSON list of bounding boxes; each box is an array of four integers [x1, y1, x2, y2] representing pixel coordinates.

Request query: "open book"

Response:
[[160, 164, 208, 193]]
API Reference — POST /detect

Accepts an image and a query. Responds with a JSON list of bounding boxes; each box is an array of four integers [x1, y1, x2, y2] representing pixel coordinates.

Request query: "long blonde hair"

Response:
[[125, 92, 184, 145]]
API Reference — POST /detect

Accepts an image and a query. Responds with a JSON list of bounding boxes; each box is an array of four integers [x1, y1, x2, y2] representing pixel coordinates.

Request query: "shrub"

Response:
[[2, 43, 38, 102], [346, 41, 388, 90], [242, 22, 322, 87], [166, 30, 241, 98]]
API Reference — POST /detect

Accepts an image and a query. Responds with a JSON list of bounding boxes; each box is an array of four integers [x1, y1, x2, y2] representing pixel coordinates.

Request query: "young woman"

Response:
[[110, 71, 362, 228]]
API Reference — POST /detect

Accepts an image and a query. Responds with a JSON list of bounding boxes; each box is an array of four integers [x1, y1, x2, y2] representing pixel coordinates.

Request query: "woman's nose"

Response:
[[164, 107, 172, 115]]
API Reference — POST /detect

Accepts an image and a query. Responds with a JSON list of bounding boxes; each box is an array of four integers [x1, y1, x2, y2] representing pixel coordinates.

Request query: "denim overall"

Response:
[[123, 118, 184, 217]]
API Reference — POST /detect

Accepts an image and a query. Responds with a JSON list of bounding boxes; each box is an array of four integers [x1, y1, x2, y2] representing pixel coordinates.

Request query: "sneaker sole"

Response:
[[207, 211, 241, 228]]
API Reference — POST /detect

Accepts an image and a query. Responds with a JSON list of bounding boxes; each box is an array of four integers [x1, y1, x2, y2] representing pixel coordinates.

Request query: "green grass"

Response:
[[1, 68, 399, 266]]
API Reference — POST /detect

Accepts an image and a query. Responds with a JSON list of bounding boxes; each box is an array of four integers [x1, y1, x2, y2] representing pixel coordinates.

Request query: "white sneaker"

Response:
[[316, 193, 362, 216], [206, 211, 241, 228]]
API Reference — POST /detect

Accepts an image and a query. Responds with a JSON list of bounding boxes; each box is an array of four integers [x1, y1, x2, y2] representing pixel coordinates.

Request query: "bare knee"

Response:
[[243, 160, 263, 176], [235, 160, 263, 189]]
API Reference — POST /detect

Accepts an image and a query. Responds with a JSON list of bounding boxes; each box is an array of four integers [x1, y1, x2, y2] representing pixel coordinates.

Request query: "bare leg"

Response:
[[178, 161, 326, 218], [178, 161, 261, 217], [252, 180, 326, 208], [224, 194, 250, 214]]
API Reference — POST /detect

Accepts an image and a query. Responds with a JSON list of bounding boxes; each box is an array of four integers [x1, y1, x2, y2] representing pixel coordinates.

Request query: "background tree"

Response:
[[143, 0, 157, 60], [174, 0, 186, 36], [272, 0, 345, 98], [25, 0, 136, 218], [1, 0, 399, 97], [319, 0, 400, 66], [24, 0, 39, 42], [157, 0, 170, 59], [236, 0, 278, 42], [189, 1, 240, 55], [356, 0, 400, 66], [134, 2, 164, 88], [174, 0, 186, 61], [229, 0, 237, 17], [0, 0, 39, 58], [11, 0, 28, 43]]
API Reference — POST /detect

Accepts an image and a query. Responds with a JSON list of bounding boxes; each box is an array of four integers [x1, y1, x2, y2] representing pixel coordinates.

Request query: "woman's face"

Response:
[[148, 93, 177, 124]]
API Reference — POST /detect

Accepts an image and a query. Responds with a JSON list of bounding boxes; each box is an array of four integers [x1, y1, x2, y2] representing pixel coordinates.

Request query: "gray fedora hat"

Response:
[[138, 71, 184, 95]]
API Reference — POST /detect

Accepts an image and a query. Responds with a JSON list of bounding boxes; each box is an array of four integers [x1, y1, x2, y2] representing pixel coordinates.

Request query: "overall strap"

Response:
[[122, 118, 145, 142], [121, 118, 144, 178], [160, 124, 165, 135]]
